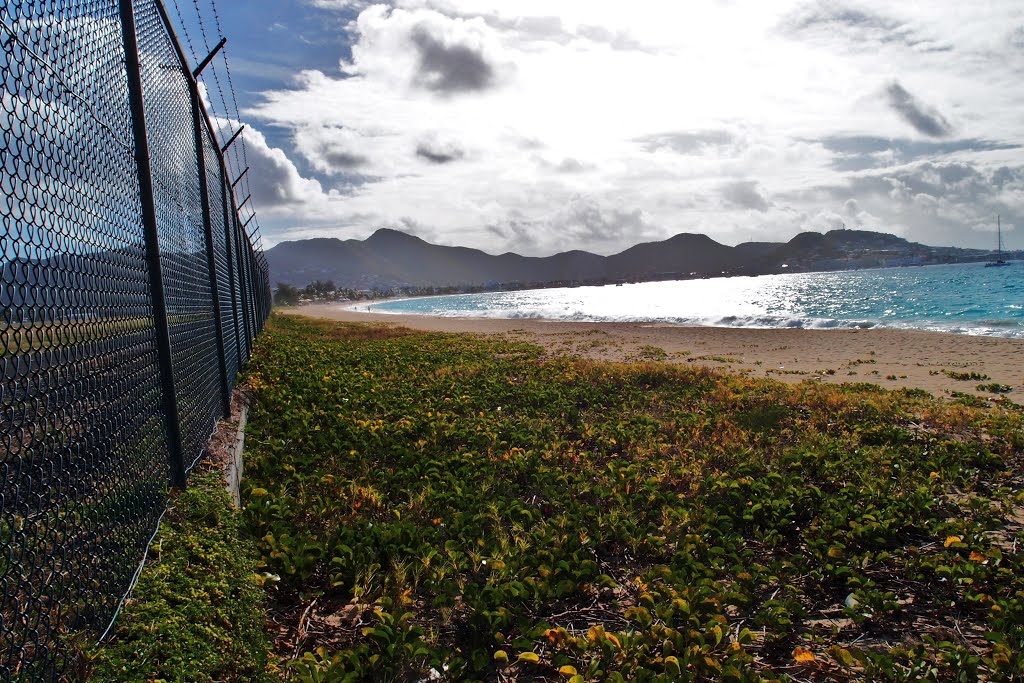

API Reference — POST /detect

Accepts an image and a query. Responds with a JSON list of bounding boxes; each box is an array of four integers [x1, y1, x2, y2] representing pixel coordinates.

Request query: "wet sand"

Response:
[[287, 303, 1024, 398]]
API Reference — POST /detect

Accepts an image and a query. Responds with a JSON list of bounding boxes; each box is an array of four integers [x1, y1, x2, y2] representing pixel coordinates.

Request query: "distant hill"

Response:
[[266, 228, 999, 290]]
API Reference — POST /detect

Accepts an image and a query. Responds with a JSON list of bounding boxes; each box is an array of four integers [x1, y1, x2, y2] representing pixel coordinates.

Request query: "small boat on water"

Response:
[[985, 215, 1010, 267]]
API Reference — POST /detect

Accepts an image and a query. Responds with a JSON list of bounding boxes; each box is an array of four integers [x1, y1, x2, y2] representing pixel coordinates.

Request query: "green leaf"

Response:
[[829, 646, 857, 667]]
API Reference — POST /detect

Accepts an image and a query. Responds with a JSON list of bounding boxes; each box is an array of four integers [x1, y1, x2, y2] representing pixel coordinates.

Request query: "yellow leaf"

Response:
[[517, 652, 540, 664], [944, 535, 962, 548], [545, 628, 567, 646], [558, 665, 578, 677], [493, 650, 508, 664], [793, 646, 816, 663], [605, 633, 621, 649], [969, 551, 986, 562]]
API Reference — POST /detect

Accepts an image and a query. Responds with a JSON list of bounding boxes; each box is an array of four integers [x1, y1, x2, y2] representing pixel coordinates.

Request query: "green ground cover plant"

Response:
[[936, 370, 990, 382], [628, 346, 670, 362], [244, 314, 1024, 682], [88, 467, 274, 682]]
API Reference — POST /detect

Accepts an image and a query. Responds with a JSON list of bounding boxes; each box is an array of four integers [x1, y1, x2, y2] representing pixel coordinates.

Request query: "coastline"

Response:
[[288, 303, 1024, 398]]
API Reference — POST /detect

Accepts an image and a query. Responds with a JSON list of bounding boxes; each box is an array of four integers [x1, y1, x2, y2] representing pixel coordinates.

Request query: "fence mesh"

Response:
[[0, 1, 270, 679]]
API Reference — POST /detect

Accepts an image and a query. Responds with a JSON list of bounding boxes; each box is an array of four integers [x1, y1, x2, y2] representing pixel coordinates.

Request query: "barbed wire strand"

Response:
[[188, 0, 235, 162], [202, 0, 263, 253], [172, 0, 266, 257], [169, 0, 229, 147], [204, 0, 264, 252]]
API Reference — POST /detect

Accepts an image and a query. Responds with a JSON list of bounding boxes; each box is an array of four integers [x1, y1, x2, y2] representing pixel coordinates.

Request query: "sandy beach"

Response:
[[289, 303, 1024, 398]]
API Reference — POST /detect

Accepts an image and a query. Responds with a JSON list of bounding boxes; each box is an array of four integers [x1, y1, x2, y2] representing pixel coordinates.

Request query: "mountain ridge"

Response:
[[266, 228, 1004, 291]]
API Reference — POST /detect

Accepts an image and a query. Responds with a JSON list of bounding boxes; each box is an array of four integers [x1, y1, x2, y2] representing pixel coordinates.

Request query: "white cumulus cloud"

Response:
[[239, 0, 1024, 252]]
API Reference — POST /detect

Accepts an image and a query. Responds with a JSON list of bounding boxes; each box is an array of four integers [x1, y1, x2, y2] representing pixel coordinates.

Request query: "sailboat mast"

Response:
[[985, 214, 1010, 266]]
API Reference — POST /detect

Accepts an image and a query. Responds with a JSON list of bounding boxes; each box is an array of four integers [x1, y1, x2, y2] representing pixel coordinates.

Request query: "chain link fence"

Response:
[[0, 1, 270, 678]]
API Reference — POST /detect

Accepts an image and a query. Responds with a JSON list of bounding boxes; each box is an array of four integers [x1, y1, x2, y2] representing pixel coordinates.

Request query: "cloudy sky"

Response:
[[211, 0, 1024, 255]]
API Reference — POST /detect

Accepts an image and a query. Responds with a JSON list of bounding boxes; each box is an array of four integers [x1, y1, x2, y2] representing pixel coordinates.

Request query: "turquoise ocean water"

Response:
[[366, 262, 1023, 338]]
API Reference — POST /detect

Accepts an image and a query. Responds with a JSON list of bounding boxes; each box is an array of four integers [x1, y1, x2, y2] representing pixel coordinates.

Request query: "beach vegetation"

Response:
[[88, 467, 275, 682], [949, 391, 990, 408], [690, 354, 740, 364], [767, 368, 807, 376], [629, 345, 669, 362], [937, 370, 991, 382], [243, 314, 1024, 682]]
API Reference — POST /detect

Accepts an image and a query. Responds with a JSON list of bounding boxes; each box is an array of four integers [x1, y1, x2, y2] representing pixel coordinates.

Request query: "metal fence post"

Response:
[[234, 214, 254, 359], [250, 242, 260, 338], [221, 174, 244, 366], [152, 0, 231, 417], [118, 0, 187, 487], [244, 237, 257, 343], [222, 135, 254, 362], [231, 220, 244, 360], [193, 103, 231, 417]]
